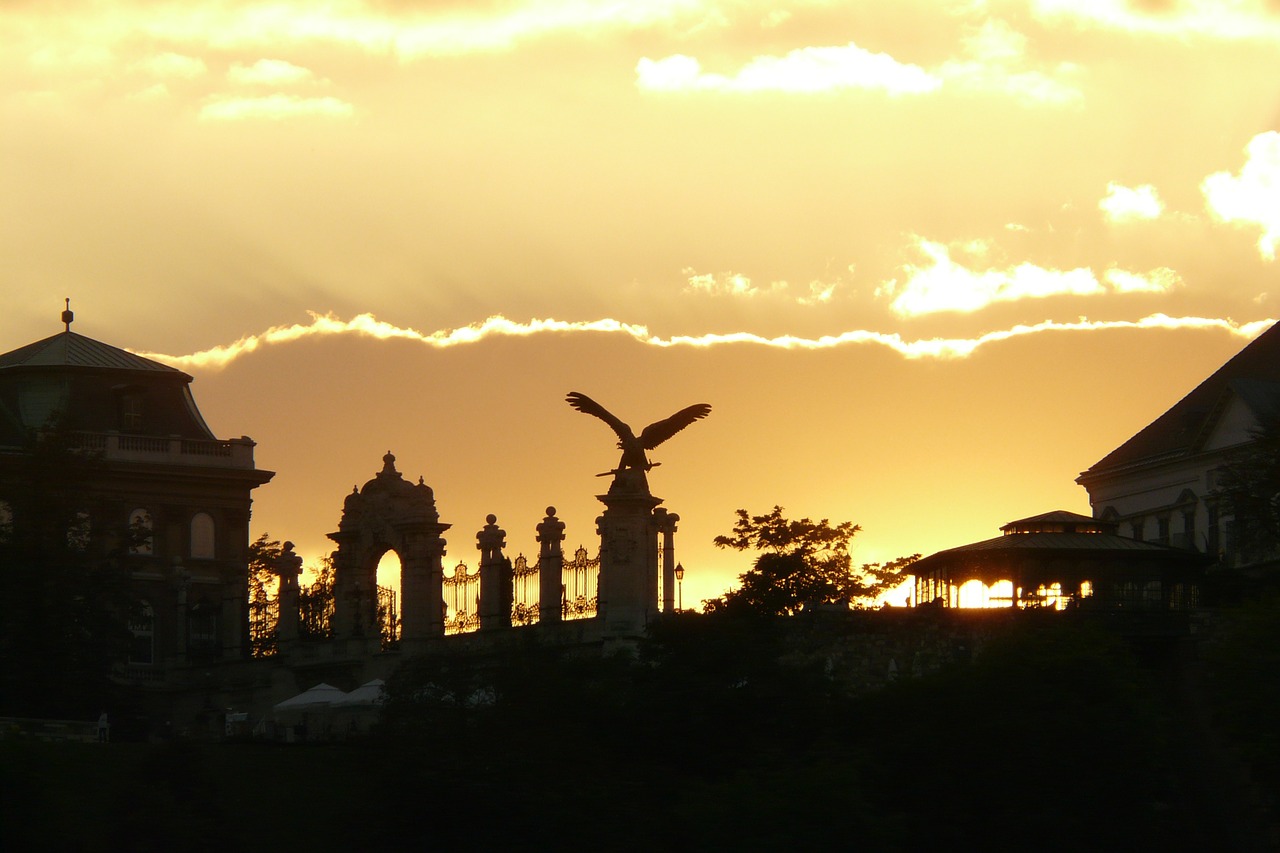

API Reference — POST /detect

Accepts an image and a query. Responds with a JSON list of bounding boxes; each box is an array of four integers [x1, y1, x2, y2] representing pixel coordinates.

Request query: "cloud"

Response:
[[637, 20, 1080, 103], [682, 268, 844, 303], [126, 83, 171, 102], [1032, 0, 1280, 40], [133, 311, 1274, 370], [883, 236, 1180, 316], [939, 19, 1083, 105], [1202, 131, 1280, 260], [797, 279, 838, 305], [132, 52, 207, 80], [45, 1, 716, 59], [199, 94, 355, 121], [636, 43, 941, 95], [1099, 181, 1164, 223], [227, 59, 317, 86], [1103, 266, 1180, 293], [683, 268, 762, 297]]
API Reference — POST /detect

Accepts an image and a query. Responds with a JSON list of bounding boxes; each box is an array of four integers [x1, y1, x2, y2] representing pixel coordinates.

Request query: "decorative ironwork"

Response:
[[444, 560, 480, 634], [562, 546, 598, 620], [511, 553, 540, 625], [377, 584, 400, 650], [299, 577, 334, 639], [248, 585, 278, 658]]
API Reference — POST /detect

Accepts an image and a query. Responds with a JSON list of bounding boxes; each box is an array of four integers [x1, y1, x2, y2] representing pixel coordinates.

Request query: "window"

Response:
[[190, 512, 215, 559], [129, 601, 154, 665], [1130, 517, 1144, 541], [1156, 516, 1170, 546], [128, 509, 153, 555], [121, 394, 143, 431]]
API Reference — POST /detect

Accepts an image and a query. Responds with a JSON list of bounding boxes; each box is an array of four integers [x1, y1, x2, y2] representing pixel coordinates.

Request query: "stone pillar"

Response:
[[596, 471, 662, 638], [477, 515, 512, 630], [429, 534, 447, 637], [537, 507, 566, 625], [654, 508, 679, 613], [171, 559, 190, 665], [328, 532, 359, 640], [274, 541, 303, 651], [399, 518, 450, 647]]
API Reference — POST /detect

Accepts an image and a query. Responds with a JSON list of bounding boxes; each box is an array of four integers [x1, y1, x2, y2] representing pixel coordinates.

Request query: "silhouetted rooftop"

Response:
[[0, 330, 185, 377], [1079, 320, 1280, 481]]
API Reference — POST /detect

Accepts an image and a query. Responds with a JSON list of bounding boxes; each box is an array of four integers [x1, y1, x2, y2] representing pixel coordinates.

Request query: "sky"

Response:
[[2, 0, 1278, 606]]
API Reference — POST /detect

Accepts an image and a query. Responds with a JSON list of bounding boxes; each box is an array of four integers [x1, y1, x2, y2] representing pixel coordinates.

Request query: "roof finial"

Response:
[[61, 298, 73, 332]]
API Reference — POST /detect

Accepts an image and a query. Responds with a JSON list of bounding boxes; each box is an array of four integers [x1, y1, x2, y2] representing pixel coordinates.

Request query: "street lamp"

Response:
[[675, 562, 684, 612]]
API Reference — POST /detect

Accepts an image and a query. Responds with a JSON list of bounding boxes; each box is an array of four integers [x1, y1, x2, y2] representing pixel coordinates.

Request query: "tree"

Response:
[[245, 534, 336, 652], [704, 506, 916, 615], [1213, 413, 1280, 564], [247, 533, 282, 657], [0, 421, 137, 717]]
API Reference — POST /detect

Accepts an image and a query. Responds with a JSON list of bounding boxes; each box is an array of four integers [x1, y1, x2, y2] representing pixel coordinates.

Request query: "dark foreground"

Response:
[[3, 606, 1278, 852]]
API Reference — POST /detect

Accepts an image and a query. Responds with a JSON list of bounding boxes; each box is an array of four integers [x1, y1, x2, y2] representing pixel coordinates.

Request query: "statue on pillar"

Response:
[[273, 541, 304, 645], [565, 392, 711, 493]]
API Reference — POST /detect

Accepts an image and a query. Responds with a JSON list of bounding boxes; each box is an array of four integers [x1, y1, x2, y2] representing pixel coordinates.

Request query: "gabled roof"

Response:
[[1080, 321, 1280, 480], [0, 331, 186, 377]]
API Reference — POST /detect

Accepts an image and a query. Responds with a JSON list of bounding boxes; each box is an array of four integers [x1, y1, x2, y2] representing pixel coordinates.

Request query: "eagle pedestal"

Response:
[[595, 470, 663, 640]]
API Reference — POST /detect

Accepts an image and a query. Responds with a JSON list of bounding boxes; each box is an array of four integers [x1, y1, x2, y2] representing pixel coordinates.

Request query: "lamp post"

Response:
[[675, 562, 684, 612]]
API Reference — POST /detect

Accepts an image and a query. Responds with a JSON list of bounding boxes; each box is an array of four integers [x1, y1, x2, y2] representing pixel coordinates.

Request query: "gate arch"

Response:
[[328, 452, 450, 648]]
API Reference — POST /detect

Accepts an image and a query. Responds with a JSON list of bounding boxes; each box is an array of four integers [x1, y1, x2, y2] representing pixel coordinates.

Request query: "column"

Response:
[[537, 507, 566, 625]]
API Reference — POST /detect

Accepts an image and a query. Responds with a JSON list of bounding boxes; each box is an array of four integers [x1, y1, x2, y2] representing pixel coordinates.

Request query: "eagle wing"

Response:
[[639, 403, 712, 449], [565, 391, 632, 441]]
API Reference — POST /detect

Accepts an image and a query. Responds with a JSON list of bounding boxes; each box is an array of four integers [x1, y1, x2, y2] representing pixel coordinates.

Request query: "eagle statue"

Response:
[[566, 391, 711, 476]]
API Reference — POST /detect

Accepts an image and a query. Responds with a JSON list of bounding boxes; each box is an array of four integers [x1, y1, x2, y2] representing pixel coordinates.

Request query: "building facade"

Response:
[[1076, 321, 1280, 571], [0, 311, 273, 679]]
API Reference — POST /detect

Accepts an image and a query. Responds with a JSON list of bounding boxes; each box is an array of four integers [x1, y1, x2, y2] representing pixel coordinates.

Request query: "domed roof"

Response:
[[0, 330, 188, 377], [0, 319, 215, 444]]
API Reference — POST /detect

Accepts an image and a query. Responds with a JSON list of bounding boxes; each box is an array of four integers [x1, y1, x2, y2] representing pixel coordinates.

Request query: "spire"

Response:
[[61, 298, 74, 332]]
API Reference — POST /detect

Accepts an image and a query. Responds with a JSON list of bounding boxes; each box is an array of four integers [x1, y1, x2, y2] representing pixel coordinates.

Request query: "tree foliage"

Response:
[[246, 534, 336, 653], [1213, 413, 1280, 563], [705, 506, 916, 615], [0, 421, 136, 717]]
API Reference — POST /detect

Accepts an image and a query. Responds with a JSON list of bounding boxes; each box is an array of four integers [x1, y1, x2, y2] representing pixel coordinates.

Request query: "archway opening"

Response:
[[375, 550, 402, 648]]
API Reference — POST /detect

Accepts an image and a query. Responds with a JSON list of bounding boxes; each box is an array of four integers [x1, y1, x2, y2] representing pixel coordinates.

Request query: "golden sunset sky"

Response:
[[2, 0, 1278, 605]]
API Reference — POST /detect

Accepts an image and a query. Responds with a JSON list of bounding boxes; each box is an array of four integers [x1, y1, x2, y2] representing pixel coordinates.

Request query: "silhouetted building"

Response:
[[910, 510, 1207, 610], [1076, 320, 1280, 571], [0, 310, 273, 676]]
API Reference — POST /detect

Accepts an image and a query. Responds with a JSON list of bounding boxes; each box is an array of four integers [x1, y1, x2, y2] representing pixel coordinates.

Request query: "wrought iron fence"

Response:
[[299, 580, 334, 639], [444, 560, 480, 634], [511, 554, 540, 625], [562, 546, 598, 620], [248, 586, 278, 658], [378, 584, 400, 649]]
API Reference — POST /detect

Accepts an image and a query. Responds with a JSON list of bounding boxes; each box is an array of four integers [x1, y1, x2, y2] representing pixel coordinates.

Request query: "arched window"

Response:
[[129, 601, 155, 665], [190, 512, 215, 559], [129, 509, 153, 555]]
